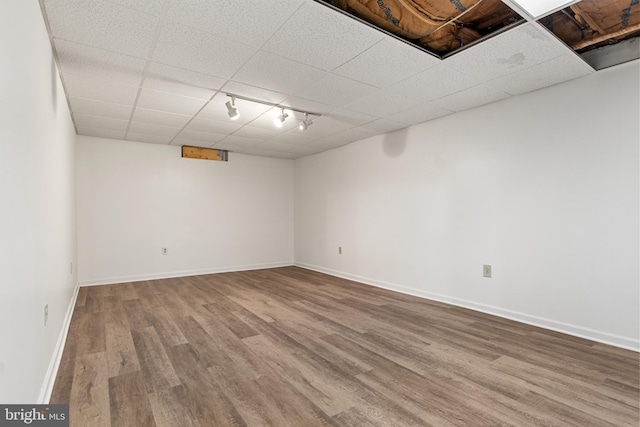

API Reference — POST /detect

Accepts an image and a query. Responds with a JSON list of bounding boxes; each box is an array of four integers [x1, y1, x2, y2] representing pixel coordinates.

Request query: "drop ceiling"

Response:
[[39, 0, 630, 159]]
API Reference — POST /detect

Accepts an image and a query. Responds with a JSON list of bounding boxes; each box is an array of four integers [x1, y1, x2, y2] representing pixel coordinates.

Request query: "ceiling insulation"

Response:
[[321, 0, 523, 56], [540, 0, 640, 53]]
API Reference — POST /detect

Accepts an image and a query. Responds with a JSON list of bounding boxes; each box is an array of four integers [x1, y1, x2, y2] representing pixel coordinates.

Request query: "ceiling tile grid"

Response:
[[43, 0, 158, 58], [445, 22, 579, 82], [333, 37, 441, 88], [54, 40, 146, 87], [487, 53, 594, 95], [41, 0, 597, 160], [164, 0, 305, 48], [261, 1, 384, 71], [152, 21, 257, 79]]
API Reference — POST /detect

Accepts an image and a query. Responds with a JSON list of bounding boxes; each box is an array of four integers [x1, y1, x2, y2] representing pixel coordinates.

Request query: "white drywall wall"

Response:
[[0, 1, 77, 403], [295, 60, 640, 350], [76, 137, 294, 284]]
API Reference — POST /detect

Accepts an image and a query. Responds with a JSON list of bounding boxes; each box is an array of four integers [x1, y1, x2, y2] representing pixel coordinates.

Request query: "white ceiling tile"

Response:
[[153, 21, 257, 79], [388, 64, 480, 103], [268, 133, 320, 146], [431, 84, 510, 112], [44, 0, 157, 57], [233, 146, 282, 157], [488, 54, 593, 95], [175, 129, 227, 144], [54, 40, 146, 87], [197, 93, 273, 124], [221, 81, 288, 105], [334, 37, 440, 88], [444, 23, 573, 81], [165, 0, 304, 47], [263, 140, 320, 154], [69, 97, 133, 120], [233, 51, 326, 95], [62, 73, 139, 105], [232, 125, 282, 140], [170, 139, 213, 148], [128, 121, 182, 138], [211, 142, 244, 151], [316, 128, 374, 146], [137, 89, 207, 116], [296, 73, 377, 107], [281, 96, 335, 115], [217, 135, 266, 148], [388, 102, 453, 125], [326, 108, 376, 127], [74, 113, 129, 131], [131, 108, 192, 128], [76, 126, 126, 140], [355, 119, 408, 135], [347, 88, 422, 117], [262, 1, 383, 71], [107, 0, 165, 16], [185, 117, 242, 134], [143, 62, 225, 100], [126, 133, 173, 145]]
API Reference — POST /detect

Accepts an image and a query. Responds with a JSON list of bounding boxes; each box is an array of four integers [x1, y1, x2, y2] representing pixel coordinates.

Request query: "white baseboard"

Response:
[[38, 281, 80, 404], [79, 261, 294, 287], [295, 262, 639, 352]]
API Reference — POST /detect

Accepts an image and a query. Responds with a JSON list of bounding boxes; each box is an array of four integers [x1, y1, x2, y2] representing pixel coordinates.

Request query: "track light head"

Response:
[[225, 96, 239, 120], [299, 113, 313, 131], [274, 108, 288, 128]]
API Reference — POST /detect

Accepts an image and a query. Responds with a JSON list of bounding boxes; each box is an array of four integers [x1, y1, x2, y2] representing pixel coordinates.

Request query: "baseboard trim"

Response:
[[38, 281, 80, 404], [295, 262, 639, 352], [79, 262, 295, 287]]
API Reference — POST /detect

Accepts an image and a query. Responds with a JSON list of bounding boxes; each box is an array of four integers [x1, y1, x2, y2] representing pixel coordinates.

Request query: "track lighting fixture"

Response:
[[225, 96, 239, 120], [223, 93, 320, 129], [299, 113, 313, 131], [274, 107, 288, 128]]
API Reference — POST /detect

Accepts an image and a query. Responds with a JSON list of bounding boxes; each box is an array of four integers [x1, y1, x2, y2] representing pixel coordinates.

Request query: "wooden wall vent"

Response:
[[181, 146, 229, 162]]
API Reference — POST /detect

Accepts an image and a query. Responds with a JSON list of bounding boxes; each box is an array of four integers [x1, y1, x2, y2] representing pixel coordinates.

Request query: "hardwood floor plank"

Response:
[[69, 352, 111, 427], [147, 385, 201, 427], [165, 344, 247, 426], [103, 296, 140, 378], [131, 327, 181, 393], [108, 371, 156, 427], [51, 267, 639, 427]]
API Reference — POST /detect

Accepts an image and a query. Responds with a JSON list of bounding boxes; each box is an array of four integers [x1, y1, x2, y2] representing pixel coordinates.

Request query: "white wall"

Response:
[[77, 137, 294, 284], [295, 60, 640, 350], [0, 1, 77, 403]]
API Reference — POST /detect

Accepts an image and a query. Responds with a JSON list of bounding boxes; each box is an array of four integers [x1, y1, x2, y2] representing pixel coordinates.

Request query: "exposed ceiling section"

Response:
[[320, 0, 524, 57], [39, 0, 606, 160], [539, 0, 640, 69]]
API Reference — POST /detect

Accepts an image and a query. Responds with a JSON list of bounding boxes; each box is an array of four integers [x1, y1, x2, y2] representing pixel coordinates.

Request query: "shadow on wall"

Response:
[[382, 128, 409, 158]]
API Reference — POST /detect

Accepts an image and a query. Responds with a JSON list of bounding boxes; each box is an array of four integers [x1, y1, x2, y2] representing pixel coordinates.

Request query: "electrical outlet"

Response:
[[483, 264, 492, 278], [338, 246, 342, 254], [162, 247, 168, 255], [70, 261, 73, 275], [44, 304, 48, 326]]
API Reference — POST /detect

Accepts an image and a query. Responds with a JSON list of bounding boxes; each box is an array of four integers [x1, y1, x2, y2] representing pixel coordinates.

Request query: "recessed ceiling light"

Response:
[[512, 0, 579, 18]]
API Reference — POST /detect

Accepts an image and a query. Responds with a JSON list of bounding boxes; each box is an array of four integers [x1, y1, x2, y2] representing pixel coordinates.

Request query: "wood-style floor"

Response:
[[51, 267, 639, 426]]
